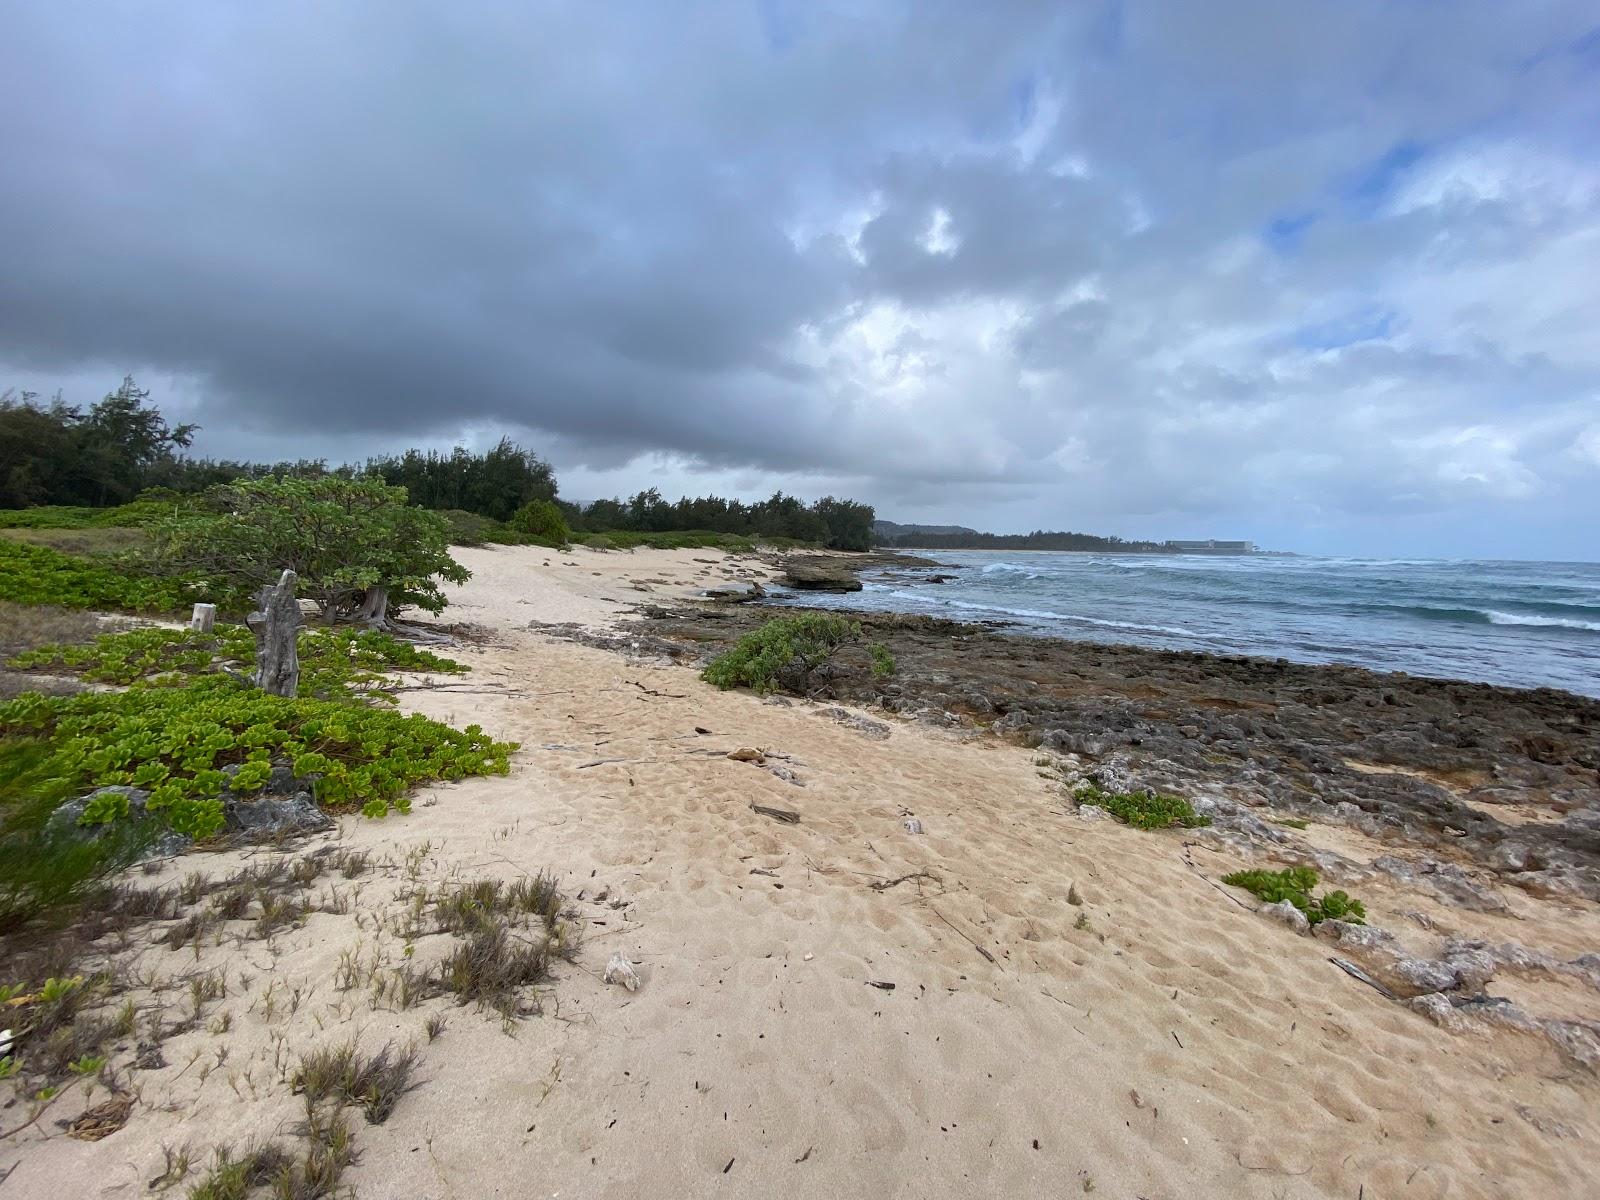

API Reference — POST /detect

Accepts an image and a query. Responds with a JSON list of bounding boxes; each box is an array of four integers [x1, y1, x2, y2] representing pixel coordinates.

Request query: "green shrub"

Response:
[[0, 680, 517, 837], [1221, 866, 1366, 925], [506, 499, 570, 547], [1073, 783, 1211, 830], [868, 643, 895, 678], [0, 539, 187, 612], [581, 534, 616, 551], [702, 613, 861, 695], [437, 508, 501, 547], [154, 476, 468, 619]]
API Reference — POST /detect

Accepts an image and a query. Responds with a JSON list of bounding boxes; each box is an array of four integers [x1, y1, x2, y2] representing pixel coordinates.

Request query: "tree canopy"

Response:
[[1, 377, 196, 508], [568, 490, 874, 551], [154, 477, 469, 620]]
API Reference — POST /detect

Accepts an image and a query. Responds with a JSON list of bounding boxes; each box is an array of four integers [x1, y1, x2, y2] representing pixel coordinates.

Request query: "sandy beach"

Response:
[[4, 543, 1598, 1199]]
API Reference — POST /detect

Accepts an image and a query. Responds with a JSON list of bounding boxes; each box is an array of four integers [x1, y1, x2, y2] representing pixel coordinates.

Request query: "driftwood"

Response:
[[189, 602, 216, 633], [1328, 956, 1399, 1000], [868, 870, 937, 893], [247, 569, 301, 697], [750, 803, 801, 825]]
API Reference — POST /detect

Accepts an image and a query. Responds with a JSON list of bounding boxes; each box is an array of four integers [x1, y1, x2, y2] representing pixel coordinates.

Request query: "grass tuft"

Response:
[[186, 1142, 295, 1200], [293, 1040, 421, 1125]]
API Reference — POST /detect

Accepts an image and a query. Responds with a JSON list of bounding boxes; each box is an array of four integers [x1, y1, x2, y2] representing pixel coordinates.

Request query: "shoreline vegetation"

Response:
[[1, 380, 1597, 1195]]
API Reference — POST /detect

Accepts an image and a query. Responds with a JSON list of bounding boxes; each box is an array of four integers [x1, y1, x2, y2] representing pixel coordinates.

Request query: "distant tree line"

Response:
[[875, 529, 1169, 553], [567, 489, 875, 551], [2, 378, 875, 549], [1, 377, 198, 508], [362, 443, 556, 523]]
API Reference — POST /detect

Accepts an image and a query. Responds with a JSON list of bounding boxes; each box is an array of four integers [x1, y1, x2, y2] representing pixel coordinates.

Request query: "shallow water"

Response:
[[769, 552, 1600, 697]]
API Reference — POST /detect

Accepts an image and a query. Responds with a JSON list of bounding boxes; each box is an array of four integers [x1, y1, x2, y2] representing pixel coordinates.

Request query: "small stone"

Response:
[[604, 953, 642, 992], [818, 707, 892, 740], [902, 816, 924, 834], [1407, 993, 1467, 1031], [1260, 899, 1311, 935], [1489, 842, 1535, 872]]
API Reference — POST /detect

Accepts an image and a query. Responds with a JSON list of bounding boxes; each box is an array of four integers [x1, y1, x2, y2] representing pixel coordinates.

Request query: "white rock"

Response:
[[901, 816, 923, 834], [1076, 804, 1109, 821], [1260, 899, 1310, 935], [604, 953, 642, 992]]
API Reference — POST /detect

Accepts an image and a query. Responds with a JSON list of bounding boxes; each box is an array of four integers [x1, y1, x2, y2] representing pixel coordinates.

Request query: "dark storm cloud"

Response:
[[2, 0, 1598, 555]]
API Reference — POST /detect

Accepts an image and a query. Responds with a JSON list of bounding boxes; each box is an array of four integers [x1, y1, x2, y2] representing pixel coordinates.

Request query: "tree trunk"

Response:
[[356, 585, 389, 628], [246, 569, 301, 697], [189, 603, 216, 633]]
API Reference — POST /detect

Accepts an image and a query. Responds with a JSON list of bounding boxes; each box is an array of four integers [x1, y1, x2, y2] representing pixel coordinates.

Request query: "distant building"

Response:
[[1165, 539, 1256, 554]]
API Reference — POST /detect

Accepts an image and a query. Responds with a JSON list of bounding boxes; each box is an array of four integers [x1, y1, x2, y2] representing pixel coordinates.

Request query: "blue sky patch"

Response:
[[1290, 305, 1397, 351]]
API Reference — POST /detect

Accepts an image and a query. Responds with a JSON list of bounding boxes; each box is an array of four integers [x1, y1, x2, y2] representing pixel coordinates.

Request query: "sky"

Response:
[[2, 1, 1598, 560]]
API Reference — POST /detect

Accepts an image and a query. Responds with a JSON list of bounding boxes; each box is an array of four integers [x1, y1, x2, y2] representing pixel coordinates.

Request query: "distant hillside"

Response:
[[874, 520, 1263, 555], [872, 520, 980, 539]]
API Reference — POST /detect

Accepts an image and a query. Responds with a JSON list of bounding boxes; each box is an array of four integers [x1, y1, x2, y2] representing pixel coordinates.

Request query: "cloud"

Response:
[[1, 0, 1598, 557]]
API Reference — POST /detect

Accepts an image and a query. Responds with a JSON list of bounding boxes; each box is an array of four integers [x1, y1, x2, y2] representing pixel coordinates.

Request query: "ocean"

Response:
[[768, 552, 1600, 698]]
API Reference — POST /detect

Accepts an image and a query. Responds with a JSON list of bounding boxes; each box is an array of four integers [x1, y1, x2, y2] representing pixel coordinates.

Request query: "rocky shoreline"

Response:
[[535, 596, 1600, 1068]]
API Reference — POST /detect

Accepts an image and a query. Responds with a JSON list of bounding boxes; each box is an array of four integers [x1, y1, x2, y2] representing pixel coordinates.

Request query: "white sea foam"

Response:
[[928, 595, 1200, 637], [1485, 610, 1600, 632]]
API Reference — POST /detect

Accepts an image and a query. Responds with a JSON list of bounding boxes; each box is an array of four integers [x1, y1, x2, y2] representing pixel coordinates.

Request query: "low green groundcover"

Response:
[[1222, 866, 1367, 925], [0, 681, 515, 837], [1073, 783, 1212, 830], [0, 539, 185, 612]]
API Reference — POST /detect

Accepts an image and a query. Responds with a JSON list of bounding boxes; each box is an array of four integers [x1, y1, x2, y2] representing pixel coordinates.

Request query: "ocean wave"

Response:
[[1383, 604, 1600, 632], [979, 562, 1033, 576], [927, 595, 1200, 637], [1485, 610, 1600, 632]]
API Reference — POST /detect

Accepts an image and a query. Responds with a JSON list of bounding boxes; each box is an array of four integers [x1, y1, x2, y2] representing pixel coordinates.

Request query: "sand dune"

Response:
[[6, 544, 1597, 1198]]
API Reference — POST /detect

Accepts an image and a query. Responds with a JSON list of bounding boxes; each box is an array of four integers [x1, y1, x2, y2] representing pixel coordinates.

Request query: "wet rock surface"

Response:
[[775, 557, 865, 592]]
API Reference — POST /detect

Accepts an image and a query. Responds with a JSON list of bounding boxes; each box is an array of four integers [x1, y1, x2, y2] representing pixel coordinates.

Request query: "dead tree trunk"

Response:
[[247, 569, 301, 697]]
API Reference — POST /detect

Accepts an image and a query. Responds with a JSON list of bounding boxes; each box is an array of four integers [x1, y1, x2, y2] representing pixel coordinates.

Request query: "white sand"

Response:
[[5, 544, 1598, 1198]]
